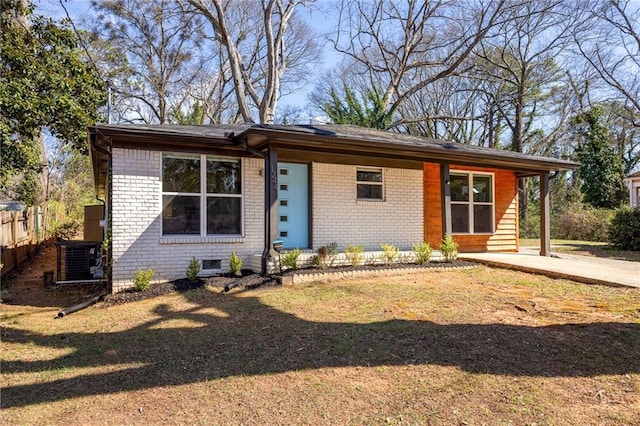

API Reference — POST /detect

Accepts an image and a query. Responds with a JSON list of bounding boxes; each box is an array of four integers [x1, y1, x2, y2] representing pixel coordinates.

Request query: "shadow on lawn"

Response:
[[2, 288, 639, 408]]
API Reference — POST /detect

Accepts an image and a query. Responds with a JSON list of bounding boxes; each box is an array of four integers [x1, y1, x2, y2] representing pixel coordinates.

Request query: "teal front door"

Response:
[[277, 162, 309, 249]]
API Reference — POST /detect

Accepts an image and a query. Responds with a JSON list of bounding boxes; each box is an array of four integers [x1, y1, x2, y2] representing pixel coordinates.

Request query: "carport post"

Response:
[[540, 173, 551, 256], [262, 147, 279, 274]]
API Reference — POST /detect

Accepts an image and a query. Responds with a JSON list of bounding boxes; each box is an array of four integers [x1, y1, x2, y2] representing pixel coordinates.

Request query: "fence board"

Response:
[[1, 208, 43, 278]]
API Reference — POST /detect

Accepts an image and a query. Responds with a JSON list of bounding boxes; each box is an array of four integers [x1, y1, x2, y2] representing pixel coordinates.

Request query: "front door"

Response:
[[277, 162, 309, 249]]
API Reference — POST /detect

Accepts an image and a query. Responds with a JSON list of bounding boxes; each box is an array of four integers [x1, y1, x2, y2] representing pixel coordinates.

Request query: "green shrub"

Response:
[[344, 244, 364, 266], [551, 202, 613, 241], [229, 251, 243, 276], [412, 241, 432, 265], [280, 248, 301, 270], [609, 207, 640, 250], [519, 214, 540, 239], [186, 257, 200, 281], [439, 234, 458, 262], [134, 269, 154, 292], [380, 243, 399, 265]]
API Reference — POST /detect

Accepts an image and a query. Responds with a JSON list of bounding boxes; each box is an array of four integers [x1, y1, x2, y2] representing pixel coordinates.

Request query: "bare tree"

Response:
[[329, 0, 511, 130], [472, 0, 580, 218], [90, 0, 214, 124], [187, 0, 320, 124], [575, 0, 640, 127]]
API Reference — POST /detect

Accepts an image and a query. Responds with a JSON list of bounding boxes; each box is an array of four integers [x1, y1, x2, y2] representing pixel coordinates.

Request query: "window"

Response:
[[162, 153, 242, 236], [450, 172, 494, 234], [357, 168, 383, 200]]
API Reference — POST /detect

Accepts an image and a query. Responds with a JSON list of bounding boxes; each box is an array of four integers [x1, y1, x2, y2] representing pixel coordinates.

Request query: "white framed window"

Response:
[[356, 168, 384, 200], [450, 171, 494, 234], [162, 153, 242, 236]]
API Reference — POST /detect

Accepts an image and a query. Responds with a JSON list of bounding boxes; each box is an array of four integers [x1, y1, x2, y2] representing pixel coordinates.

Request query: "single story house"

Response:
[[89, 124, 578, 292], [625, 171, 640, 207]]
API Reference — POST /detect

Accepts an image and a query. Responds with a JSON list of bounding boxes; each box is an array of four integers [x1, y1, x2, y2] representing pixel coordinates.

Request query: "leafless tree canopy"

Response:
[[187, 0, 320, 124], [90, 0, 210, 124], [574, 0, 640, 127]]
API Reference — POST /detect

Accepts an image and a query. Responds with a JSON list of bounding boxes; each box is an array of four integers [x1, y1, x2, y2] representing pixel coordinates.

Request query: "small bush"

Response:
[[344, 244, 364, 266], [134, 269, 154, 292], [229, 251, 243, 276], [186, 257, 200, 281], [315, 242, 338, 268], [52, 221, 81, 240], [609, 207, 640, 250], [280, 248, 301, 270], [380, 243, 399, 265], [412, 241, 432, 265], [439, 234, 458, 262]]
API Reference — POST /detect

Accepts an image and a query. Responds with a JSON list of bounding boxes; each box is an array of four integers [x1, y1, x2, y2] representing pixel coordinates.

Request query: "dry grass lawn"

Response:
[[2, 266, 639, 425]]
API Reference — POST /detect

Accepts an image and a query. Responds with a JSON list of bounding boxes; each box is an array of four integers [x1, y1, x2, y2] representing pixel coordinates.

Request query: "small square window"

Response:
[[280, 231, 288, 237], [280, 200, 288, 207], [280, 215, 288, 222], [356, 168, 383, 200], [280, 184, 288, 191], [279, 169, 288, 175]]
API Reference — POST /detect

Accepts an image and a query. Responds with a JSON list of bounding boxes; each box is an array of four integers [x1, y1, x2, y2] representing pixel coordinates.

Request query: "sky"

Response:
[[35, 0, 342, 115]]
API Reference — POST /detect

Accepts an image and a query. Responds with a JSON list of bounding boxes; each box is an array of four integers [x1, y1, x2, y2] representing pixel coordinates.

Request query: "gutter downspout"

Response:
[[242, 138, 272, 276], [90, 134, 112, 291]]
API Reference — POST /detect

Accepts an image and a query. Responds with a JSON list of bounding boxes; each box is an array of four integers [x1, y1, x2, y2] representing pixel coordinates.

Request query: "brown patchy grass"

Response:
[[520, 239, 640, 262], [2, 266, 640, 425]]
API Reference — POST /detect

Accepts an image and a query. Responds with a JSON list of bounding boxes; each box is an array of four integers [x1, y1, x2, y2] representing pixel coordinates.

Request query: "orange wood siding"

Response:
[[423, 163, 519, 252]]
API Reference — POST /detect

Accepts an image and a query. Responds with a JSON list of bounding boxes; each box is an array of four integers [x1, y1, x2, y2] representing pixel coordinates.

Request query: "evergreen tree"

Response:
[[574, 106, 627, 209], [322, 86, 394, 130]]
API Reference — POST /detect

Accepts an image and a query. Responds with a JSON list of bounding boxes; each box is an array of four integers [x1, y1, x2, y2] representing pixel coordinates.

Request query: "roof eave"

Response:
[[245, 128, 579, 173]]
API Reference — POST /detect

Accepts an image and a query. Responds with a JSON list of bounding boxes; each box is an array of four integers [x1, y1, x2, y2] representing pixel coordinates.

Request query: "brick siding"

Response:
[[312, 163, 424, 251], [110, 148, 264, 291]]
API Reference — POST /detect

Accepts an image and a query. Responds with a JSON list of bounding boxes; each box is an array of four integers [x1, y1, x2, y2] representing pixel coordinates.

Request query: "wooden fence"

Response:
[[1, 207, 43, 278]]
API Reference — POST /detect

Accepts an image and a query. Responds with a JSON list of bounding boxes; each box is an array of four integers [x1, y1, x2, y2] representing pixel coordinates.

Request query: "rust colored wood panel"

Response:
[[423, 163, 519, 253]]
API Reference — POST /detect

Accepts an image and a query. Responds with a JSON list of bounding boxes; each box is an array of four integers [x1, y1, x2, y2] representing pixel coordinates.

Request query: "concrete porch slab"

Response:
[[459, 248, 640, 289]]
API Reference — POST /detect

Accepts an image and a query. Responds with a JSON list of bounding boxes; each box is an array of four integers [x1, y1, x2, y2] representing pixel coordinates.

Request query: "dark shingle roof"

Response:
[[89, 123, 579, 198]]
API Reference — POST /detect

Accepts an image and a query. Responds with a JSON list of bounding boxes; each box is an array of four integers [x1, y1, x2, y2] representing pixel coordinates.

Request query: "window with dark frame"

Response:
[[162, 153, 242, 236], [450, 172, 494, 234], [356, 168, 384, 200]]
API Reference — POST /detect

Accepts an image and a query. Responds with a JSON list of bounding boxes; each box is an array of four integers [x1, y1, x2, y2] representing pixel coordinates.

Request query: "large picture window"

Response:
[[162, 153, 242, 236], [450, 172, 494, 234]]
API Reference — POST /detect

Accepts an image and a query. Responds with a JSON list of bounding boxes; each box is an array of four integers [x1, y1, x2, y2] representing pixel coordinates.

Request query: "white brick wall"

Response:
[[312, 163, 423, 251], [110, 152, 424, 292], [110, 148, 264, 291]]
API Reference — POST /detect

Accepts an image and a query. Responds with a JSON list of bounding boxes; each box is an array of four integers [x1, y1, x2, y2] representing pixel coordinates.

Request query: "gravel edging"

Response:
[[276, 261, 478, 285]]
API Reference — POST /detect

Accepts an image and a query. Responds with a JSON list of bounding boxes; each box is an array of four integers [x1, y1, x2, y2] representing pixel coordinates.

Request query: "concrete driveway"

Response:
[[460, 247, 640, 288]]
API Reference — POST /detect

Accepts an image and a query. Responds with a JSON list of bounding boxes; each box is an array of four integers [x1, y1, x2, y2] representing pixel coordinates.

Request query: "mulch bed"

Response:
[[102, 274, 276, 306], [102, 260, 477, 306]]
